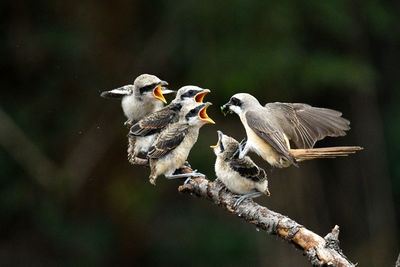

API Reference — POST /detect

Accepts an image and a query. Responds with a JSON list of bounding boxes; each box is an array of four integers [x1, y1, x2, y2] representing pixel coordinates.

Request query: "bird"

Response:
[[211, 130, 270, 207], [100, 74, 175, 125], [221, 93, 363, 168], [147, 102, 215, 185], [127, 86, 210, 162]]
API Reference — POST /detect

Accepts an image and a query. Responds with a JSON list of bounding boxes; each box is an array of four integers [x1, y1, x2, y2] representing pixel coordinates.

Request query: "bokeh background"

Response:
[[1, 0, 399, 266]]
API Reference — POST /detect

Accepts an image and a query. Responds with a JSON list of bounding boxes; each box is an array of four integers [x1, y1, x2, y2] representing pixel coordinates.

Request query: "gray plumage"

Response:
[[212, 131, 269, 196], [100, 74, 174, 122], [129, 86, 210, 137], [147, 102, 215, 185], [222, 93, 362, 168]]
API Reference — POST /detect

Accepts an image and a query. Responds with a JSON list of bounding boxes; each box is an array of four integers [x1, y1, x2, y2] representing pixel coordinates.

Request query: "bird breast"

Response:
[[215, 157, 257, 195], [122, 95, 164, 121], [240, 113, 283, 167], [154, 129, 200, 176]]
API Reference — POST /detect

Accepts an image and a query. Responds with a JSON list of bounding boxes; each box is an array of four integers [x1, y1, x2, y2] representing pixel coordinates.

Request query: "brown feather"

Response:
[[289, 146, 363, 161]]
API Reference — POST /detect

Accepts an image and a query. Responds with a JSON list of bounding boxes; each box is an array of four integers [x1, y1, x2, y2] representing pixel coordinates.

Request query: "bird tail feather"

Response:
[[289, 146, 363, 161]]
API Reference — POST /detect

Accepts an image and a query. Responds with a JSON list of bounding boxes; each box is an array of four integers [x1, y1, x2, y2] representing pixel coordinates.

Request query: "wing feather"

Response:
[[265, 102, 350, 149], [245, 110, 296, 164], [129, 104, 181, 137], [147, 123, 189, 159], [229, 158, 267, 182]]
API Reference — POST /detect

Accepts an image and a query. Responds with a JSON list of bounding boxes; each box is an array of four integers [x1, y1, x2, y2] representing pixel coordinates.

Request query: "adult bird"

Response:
[[221, 93, 362, 168]]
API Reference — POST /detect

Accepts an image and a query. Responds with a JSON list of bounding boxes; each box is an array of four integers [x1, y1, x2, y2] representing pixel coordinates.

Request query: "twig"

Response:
[[396, 252, 400, 267], [178, 176, 355, 267]]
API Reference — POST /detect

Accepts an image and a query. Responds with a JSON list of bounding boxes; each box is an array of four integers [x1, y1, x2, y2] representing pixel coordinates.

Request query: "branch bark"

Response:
[[178, 175, 355, 267]]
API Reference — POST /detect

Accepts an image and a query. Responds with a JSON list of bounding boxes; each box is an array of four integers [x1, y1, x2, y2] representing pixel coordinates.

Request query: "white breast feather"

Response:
[[154, 129, 199, 177], [215, 157, 257, 195]]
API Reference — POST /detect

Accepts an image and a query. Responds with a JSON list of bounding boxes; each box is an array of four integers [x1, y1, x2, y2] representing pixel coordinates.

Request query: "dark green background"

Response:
[[1, 0, 399, 266]]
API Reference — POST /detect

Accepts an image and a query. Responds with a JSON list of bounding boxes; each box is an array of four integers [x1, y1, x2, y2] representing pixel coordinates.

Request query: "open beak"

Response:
[[210, 130, 223, 148], [152, 85, 167, 104], [160, 81, 175, 95], [194, 89, 210, 103], [100, 85, 132, 99], [199, 103, 215, 124]]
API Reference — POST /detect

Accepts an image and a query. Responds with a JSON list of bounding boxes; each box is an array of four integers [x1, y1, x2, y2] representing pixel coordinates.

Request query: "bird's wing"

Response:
[[147, 123, 190, 159], [245, 110, 295, 163], [129, 105, 179, 136], [265, 102, 350, 149], [229, 158, 267, 182]]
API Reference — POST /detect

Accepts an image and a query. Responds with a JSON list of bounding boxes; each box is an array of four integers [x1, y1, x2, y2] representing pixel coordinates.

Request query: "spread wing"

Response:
[[147, 123, 190, 159], [265, 102, 350, 149], [245, 110, 296, 164], [229, 158, 267, 182], [129, 105, 180, 137]]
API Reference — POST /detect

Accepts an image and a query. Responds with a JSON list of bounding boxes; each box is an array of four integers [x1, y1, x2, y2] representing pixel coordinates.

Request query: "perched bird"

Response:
[[128, 86, 210, 159], [211, 131, 270, 207], [147, 102, 215, 185], [221, 93, 363, 168], [100, 74, 174, 124]]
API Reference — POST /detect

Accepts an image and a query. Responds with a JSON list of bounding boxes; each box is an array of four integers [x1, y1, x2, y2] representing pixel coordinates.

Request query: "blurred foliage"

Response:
[[1, 0, 399, 266]]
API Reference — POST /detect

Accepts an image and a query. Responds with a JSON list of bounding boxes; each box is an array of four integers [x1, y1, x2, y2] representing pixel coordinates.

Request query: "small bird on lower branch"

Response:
[[211, 131, 270, 207], [147, 102, 215, 185], [221, 93, 363, 168]]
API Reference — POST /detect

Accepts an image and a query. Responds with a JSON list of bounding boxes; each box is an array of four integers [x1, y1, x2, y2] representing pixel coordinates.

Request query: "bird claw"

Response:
[[233, 192, 263, 208], [165, 171, 206, 180], [233, 195, 248, 208], [239, 138, 247, 148]]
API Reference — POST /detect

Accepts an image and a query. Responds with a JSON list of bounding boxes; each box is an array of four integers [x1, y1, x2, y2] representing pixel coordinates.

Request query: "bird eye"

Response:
[[181, 90, 197, 100], [231, 97, 241, 106]]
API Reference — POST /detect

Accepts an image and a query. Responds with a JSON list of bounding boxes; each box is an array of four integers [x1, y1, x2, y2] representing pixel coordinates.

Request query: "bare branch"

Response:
[[179, 176, 355, 267]]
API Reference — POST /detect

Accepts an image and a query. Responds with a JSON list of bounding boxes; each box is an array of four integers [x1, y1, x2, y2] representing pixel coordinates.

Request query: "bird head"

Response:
[[210, 131, 240, 158], [134, 74, 173, 104], [100, 74, 173, 103], [221, 93, 261, 116], [182, 102, 215, 126], [174, 86, 210, 104]]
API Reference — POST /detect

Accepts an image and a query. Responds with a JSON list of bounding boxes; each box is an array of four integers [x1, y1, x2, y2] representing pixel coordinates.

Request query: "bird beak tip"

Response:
[[153, 86, 168, 104]]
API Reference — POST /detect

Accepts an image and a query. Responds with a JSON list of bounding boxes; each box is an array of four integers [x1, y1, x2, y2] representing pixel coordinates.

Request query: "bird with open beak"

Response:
[[146, 102, 215, 185], [100, 74, 174, 125], [211, 131, 270, 207], [127, 86, 210, 163], [221, 93, 363, 168]]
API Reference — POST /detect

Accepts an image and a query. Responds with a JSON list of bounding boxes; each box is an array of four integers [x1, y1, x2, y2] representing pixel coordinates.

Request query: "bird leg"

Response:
[[234, 191, 263, 207], [238, 139, 249, 159], [149, 161, 158, 185], [165, 169, 206, 180], [127, 136, 149, 166]]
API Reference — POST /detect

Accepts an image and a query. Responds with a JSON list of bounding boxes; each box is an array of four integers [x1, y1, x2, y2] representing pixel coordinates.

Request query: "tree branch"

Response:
[[178, 175, 355, 267]]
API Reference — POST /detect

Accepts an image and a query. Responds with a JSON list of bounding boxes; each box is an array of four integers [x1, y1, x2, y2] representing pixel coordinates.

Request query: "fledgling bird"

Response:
[[127, 86, 210, 160], [221, 93, 363, 168], [100, 74, 174, 124], [147, 102, 215, 185], [211, 131, 270, 207]]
